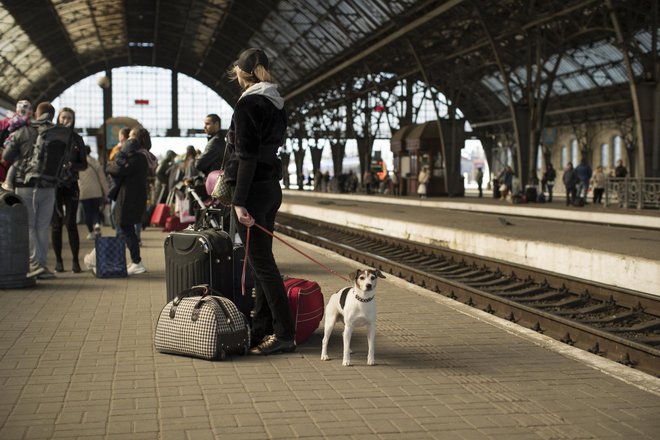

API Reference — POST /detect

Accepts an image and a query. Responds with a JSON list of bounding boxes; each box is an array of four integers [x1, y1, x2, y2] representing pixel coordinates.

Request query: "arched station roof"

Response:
[[0, 0, 657, 132]]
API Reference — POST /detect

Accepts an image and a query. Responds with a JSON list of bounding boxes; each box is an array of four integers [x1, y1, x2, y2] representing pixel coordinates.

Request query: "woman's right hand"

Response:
[[234, 205, 255, 227]]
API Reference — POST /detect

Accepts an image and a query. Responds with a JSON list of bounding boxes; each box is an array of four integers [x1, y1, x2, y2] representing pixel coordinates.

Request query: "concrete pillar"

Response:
[[440, 119, 465, 196], [637, 80, 660, 177], [514, 105, 531, 187], [168, 70, 180, 137]]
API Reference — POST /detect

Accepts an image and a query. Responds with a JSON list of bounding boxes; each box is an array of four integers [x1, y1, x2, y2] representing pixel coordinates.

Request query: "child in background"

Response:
[[107, 136, 140, 201], [1, 100, 33, 189]]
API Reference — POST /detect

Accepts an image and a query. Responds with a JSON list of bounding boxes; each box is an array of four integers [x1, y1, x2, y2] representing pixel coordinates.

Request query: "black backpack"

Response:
[[24, 125, 73, 186]]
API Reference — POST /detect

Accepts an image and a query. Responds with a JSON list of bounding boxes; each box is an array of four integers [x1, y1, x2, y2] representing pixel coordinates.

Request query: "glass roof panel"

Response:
[[51, 0, 126, 55], [254, 0, 423, 86], [480, 35, 651, 100], [0, 5, 54, 99], [189, 0, 231, 58]]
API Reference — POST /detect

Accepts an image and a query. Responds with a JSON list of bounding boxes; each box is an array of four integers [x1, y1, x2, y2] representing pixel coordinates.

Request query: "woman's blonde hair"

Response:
[[228, 64, 273, 89]]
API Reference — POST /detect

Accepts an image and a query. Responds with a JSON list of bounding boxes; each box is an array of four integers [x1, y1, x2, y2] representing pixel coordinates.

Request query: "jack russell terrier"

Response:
[[321, 269, 385, 366]]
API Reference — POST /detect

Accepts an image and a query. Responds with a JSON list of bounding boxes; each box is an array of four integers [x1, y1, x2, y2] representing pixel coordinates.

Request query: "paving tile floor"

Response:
[[0, 225, 658, 439]]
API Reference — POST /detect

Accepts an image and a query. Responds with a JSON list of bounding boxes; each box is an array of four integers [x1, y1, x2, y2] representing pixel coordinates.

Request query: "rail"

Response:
[[605, 177, 660, 210]]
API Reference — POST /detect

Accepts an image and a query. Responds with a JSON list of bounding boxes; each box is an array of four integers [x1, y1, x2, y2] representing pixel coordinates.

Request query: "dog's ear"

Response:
[[349, 270, 361, 283], [373, 269, 386, 279]]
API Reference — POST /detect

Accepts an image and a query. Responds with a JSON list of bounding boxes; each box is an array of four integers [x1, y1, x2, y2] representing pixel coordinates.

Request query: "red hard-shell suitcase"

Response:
[[284, 278, 324, 344]]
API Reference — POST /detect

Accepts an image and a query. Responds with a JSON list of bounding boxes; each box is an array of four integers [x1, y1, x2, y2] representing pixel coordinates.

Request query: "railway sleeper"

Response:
[[578, 311, 637, 325], [445, 270, 489, 281], [497, 286, 551, 298], [603, 318, 660, 333], [434, 267, 474, 277], [548, 301, 607, 315], [475, 277, 512, 287], [462, 273, 500, 284]]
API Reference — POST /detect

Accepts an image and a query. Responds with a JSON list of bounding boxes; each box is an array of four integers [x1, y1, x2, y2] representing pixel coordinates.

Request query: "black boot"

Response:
[[71, 260, 81, 273], [249, 335, 296, 355], [55, 260, 64, 273]]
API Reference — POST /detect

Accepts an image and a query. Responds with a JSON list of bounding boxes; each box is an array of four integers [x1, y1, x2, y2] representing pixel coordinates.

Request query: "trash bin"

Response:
[[0, 190, 36, 288]]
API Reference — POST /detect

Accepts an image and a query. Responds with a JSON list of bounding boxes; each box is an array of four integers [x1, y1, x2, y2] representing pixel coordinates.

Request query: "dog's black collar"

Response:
[[355, 294, 374, 303]]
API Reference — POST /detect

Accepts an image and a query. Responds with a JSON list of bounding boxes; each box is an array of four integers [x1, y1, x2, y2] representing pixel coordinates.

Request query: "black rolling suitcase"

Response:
[[164, 184, 255, 316], [164, 228, 255, 316]]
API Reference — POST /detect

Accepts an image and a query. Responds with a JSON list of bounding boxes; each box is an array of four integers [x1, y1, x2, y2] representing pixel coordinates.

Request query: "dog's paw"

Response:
[[367, 359, 376, 366], [342, 359, 352, 366], [320, 354, 330, 361]]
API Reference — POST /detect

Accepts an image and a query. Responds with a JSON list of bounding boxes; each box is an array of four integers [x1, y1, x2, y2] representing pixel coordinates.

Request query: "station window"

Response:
[[600, 143, 610, 168], [613, 135, 623, 163], [536, 145, 543, 170], [570, 139, 579, 164], [561, 146, 568, 168]]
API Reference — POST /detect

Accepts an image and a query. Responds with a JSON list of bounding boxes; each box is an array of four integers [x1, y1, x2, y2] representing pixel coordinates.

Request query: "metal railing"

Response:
[[605, 178, 660, 209]]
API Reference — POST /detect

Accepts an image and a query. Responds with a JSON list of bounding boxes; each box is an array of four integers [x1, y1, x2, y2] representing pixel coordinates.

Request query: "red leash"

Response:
[[241, 222, 349, 296]]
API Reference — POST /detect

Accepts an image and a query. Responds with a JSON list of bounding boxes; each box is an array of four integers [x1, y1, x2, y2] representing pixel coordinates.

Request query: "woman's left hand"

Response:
[[234, 205, 255, 227]]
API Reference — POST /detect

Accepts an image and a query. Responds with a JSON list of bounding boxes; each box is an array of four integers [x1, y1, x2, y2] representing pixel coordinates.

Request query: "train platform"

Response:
[[280, 190, 660, 296], [0, 225, 659, 439]]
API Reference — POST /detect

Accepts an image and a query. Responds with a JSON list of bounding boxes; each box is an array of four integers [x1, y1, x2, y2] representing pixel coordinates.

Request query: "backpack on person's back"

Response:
[[23, 124, 73, 186]]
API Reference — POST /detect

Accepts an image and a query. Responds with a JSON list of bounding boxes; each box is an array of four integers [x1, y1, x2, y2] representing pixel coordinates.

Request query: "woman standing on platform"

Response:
[[51, 107, 88, 274], [417, 165, 430, 199], [225, 48, 296, 355], [107, 127, 155, 275]]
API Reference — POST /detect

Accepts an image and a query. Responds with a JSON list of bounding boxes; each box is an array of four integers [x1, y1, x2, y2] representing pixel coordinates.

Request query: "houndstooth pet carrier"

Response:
[[154, 285, 250, 360]]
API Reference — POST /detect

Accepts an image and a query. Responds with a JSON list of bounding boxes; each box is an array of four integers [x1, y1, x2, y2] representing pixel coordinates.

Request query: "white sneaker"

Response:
[[94, 223, 102, 237], [86, 232, 94, 240], [127, 262, 146, 275]]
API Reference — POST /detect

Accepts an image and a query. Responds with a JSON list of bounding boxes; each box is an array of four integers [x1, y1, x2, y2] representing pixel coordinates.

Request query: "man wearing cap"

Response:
[[195, 114, 225, 176]]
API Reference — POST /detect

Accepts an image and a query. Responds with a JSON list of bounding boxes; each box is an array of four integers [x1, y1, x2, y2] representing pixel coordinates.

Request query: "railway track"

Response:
[[275, 213, 660, 377]]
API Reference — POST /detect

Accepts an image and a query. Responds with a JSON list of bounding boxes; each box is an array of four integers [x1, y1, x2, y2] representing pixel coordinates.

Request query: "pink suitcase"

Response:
[[150, 203, 170, 227]]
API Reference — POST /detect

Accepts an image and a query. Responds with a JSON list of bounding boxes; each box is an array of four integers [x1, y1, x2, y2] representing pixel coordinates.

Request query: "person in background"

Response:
[[155, 150, 177, 203], [2, 102, 58, 278], [615, 159, 628, 178], [498, 166, 514, 200], [575, 158, 592, 205], [109, 127, 130, 161], [107, 127, 156, 275], [563, 162, 578, 206], [417, 165, 430, 199], [130, 127, 157, 246], [225, 47, 296, 355], [78, 145, 108, 239], [475, 167, 484, 198], [591, 165, 606, 205], [108, 127, 131, 228], [195, 114, 225, 176], [0, 99, 32, 188], [542, 163, 556, 202], [51, 107, 88, 274], [391, 169, 400, 196]]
